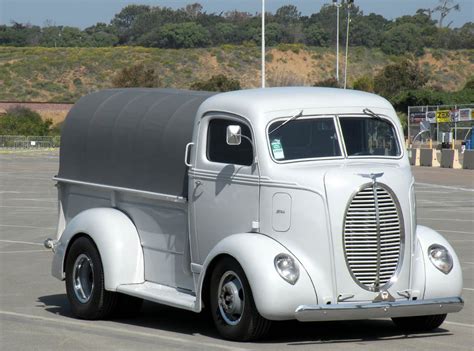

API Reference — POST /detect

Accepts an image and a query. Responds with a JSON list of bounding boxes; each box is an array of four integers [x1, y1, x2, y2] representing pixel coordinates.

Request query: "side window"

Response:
[[207, 119, 253, 166]]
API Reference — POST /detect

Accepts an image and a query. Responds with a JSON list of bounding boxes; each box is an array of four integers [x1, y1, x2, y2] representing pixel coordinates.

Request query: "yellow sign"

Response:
[[436, 110, 451, 123]]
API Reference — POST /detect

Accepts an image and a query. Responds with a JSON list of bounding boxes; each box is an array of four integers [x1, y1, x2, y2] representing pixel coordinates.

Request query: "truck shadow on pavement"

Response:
[[38, 294, 452, 345]]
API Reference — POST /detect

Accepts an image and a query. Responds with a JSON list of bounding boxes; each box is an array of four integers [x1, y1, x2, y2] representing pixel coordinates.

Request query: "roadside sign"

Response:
[[436, 110, 451, 123]]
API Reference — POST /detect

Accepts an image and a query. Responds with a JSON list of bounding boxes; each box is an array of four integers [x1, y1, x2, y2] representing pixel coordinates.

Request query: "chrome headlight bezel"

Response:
[[428, 244, 453, 274], [274, 253, 299, 285]]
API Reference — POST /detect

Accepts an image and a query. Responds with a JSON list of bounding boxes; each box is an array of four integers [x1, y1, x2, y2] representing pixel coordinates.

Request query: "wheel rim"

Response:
[[217, 270, 244, 326], [72, 254, 94, 303]]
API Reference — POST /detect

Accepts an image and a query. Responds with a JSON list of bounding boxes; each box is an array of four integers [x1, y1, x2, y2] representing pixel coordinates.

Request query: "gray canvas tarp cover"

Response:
[[58, 88, 215, 198]]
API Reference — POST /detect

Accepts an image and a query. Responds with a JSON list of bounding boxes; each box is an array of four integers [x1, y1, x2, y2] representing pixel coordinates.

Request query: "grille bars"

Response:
[[372, 179, 381, 290]]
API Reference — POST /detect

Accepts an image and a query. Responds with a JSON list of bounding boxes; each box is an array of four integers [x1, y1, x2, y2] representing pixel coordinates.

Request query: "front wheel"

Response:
[[65, 236, 118, 319], [392, 314, 447, 332], [210, 257, 271, 341]]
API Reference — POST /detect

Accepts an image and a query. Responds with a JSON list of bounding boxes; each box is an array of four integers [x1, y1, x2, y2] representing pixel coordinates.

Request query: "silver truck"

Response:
[[45, 87, 463, 341]]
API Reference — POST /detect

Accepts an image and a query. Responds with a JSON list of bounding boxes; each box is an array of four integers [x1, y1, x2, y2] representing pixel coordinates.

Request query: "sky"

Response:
[[0, 0, 473, 29]]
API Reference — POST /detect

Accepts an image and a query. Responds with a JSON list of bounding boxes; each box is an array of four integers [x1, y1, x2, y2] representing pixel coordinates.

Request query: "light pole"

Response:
[[343, 0, 354, 89], [333, 0, 341, 84], [261, 0, 265, 88]]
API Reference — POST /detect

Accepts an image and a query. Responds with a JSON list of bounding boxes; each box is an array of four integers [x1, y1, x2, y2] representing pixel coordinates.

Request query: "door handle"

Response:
[[184, 142, 194, 167]]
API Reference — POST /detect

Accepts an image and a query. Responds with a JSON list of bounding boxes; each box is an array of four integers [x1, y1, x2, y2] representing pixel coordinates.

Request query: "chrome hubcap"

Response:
[[217, 271, 244, 325], [72, 254, 94, 303]]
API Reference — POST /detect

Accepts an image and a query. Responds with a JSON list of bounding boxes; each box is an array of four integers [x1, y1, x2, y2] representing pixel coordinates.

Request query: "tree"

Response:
[[275, 5, 301, 23], [190, 74, 241, 92], [433, 0, 460, 28], [303, 24, 329, 46], [112, 64, 161, 88], [381, 24, 424, 56], [374, 59, 428, 97], [139, 22, 209, 48], [0, 107, 52, 136], [111, 4, 151, 43]]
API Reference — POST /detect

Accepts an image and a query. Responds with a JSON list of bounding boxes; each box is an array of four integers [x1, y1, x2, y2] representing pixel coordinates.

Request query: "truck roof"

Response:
[[58, 88, 215, 198], [198, 87, 394, 121]]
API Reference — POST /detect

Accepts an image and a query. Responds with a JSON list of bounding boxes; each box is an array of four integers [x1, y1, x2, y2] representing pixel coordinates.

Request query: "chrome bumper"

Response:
[[295, 297, 464, 322]]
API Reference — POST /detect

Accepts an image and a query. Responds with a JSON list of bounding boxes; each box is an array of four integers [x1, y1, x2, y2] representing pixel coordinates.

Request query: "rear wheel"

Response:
[[210, 257, 271, 341], [392, 314, 447, 332], [65, 236, 118, 319]]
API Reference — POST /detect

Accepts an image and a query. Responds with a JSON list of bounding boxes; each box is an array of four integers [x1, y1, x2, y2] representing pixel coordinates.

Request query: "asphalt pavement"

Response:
[[0, 150, 472, 350]]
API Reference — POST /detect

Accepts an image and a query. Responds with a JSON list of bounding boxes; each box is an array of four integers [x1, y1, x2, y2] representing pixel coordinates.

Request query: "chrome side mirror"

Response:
[[226, 125, 242, 146]]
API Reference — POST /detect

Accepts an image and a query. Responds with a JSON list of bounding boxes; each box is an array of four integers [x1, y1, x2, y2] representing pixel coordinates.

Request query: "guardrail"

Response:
[[0, 135, 60, 149]]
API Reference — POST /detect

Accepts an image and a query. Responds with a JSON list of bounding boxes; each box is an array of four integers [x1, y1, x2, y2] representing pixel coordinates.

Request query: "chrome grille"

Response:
[[343, 184, 403, 291]]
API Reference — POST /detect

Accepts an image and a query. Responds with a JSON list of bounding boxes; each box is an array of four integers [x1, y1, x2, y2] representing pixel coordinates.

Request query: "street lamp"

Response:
[[344, 0, 354, 89], [332, 0, 342, 84], [261, 0, 265, 88]]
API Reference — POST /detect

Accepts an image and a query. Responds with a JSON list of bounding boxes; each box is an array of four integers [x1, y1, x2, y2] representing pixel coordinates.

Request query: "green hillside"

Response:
[[0, 45, 472, 102]]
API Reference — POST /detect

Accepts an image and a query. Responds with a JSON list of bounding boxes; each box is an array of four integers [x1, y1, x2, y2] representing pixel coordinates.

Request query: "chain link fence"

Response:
[[0, 135, 60, 149], [408, 104, 474, 148]]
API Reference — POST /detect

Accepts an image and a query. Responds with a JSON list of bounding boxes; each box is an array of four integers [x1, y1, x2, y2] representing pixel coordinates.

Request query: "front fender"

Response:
[[414, 225, 463, 299], [198, 233, 317, 320], [52, 208, 144, 291]]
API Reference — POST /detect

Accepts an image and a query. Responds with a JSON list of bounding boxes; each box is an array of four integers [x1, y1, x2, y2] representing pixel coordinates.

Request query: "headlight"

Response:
[[274, 253, 299, 285], [428, 244, 453, 274]]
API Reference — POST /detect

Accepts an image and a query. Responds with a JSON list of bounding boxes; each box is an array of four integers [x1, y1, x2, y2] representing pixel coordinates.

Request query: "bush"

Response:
[[190, 74, 241, 92], [391, 89, 474, 113], [352, 75, 374, 92], [0, 106, 52, 135], [312, 77, 339, 88], [112, 63, 160, 88], [374, 59, 427, 98], [463, 77, 474, 90]]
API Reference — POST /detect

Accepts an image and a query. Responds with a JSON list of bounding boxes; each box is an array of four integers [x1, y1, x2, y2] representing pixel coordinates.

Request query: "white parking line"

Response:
[[463, 288, 474, 291], [464, 262, 474, 265], [0, 239, 44, 246], [416, 182, 474, 192], [436, 229, 474, 235], [0, 310, 247, 351], [0, 205, 55, 209], [0, 224, 55, 230], [0, 249, 49, 254], [418, 218, 474, 222], [444, 321, 474, 328]]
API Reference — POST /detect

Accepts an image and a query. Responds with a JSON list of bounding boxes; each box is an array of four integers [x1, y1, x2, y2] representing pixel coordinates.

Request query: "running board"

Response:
[[117, 282, 197, 312]]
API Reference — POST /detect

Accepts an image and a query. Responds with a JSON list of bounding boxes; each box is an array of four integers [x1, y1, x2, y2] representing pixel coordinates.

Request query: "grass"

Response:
[[0, 46, 472, 102]]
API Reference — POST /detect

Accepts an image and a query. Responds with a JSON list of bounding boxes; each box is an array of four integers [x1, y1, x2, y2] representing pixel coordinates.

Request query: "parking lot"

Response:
[[0, 150, 472, 350]]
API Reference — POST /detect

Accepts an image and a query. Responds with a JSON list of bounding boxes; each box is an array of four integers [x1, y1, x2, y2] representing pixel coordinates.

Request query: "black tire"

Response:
[[209, 257, 271, 341], [392, 314, 447, 332], [65, 236, 118, 319]]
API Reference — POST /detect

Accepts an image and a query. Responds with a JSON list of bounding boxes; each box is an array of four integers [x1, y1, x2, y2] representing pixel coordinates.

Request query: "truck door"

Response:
[[189, 115, 259, 265]]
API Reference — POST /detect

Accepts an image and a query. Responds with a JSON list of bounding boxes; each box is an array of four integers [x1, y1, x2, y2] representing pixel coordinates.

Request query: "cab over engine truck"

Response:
[[45, 87, 463, 341]]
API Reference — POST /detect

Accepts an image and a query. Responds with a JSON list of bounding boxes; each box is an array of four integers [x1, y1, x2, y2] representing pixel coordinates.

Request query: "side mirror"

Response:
[[226, 125, 242, 146]]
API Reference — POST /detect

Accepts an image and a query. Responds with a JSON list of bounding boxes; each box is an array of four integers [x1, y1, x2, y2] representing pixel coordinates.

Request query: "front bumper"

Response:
[[295, 297, 463, 322]]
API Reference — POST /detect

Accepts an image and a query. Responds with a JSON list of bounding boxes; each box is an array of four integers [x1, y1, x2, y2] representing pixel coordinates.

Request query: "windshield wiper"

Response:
[[362, 108, 383, 121], [269, 110, 304, 135]]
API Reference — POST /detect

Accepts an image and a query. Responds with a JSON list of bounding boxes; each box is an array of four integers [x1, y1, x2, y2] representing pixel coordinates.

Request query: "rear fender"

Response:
[[52, 208, 144, 291]]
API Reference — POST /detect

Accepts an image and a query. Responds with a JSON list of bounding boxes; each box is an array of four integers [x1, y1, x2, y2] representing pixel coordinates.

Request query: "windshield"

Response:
[[268, 118, 342, 161], [339, 117, 400, 157], [267, 116, 401, 161]]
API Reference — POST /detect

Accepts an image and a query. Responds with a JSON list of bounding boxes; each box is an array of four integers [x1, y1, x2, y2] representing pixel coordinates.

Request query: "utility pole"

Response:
[[333, 0, 342, 84], [261, 0, 265, 88], [344, 0, 353, 89]]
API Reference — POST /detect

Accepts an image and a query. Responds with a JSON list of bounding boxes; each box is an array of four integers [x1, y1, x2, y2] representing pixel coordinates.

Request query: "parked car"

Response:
[[45, 87, 463, 341]]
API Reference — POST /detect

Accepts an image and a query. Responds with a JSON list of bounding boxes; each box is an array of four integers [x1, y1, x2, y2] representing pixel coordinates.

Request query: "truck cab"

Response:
[[46, 87, 463, 341]]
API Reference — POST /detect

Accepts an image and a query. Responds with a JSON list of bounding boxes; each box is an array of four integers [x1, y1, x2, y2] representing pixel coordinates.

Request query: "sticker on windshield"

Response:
[[271, 139, 285, 160]]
